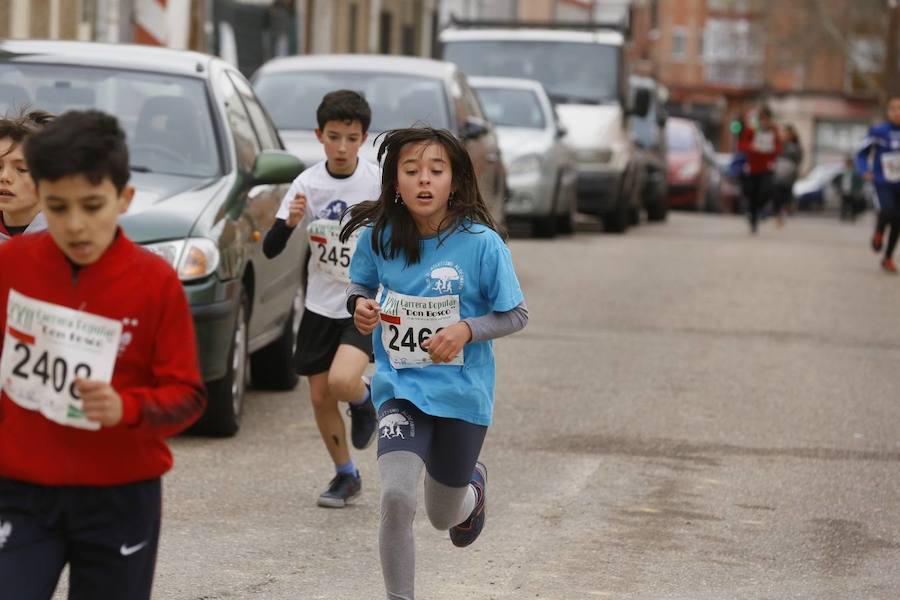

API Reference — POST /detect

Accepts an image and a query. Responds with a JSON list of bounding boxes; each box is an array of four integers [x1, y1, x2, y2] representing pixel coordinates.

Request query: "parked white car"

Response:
[[469, 76, 577, 237], [441, 23, 650, 233]]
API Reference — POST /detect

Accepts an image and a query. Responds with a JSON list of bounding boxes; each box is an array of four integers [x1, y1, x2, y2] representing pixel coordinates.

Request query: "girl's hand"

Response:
[[354, 298, 381, 334], [76, 379, 123, 427], [421, 322, 472, 363]]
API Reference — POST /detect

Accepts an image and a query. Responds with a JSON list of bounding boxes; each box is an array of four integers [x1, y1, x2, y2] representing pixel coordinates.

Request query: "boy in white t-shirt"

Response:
[[263, 90, 381, 507]]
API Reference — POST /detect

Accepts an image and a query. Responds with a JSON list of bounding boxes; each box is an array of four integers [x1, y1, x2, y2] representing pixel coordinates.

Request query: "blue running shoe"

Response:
[[449, 462, 487, 548]]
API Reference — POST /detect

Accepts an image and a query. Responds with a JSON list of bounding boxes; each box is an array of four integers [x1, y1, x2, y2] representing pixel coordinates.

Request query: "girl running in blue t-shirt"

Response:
[[342, 128, 527, 600]]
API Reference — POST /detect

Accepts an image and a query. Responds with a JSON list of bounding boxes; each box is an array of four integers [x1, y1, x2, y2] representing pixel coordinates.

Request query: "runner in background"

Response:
[[263, 90, 380, 507], [0, 108, 54, 242], [738, 106, 781, 234], [0, 110, 205, 600], [342, 127, 528, 600], [857, 94, 900, 273]]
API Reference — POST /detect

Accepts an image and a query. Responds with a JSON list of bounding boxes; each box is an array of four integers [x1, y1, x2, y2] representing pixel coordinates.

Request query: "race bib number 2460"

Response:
[[379, 289, 463, 369], [0, 290, 122, 430]]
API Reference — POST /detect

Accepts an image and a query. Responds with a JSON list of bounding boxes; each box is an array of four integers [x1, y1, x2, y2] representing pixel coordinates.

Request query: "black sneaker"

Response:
[[317, 471, 361, 508], [449, 462, 487, 548], [347, 379, 376, 450]]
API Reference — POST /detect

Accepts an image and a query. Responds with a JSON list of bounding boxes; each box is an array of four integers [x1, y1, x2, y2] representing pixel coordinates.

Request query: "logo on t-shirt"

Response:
[[318, 199, 348, 221], [427, 262, 464, 294], [379, 409, 415, 440]]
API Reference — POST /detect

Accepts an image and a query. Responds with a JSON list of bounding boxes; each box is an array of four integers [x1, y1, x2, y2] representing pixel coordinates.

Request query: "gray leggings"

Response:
[[378, 451, 476, 600]]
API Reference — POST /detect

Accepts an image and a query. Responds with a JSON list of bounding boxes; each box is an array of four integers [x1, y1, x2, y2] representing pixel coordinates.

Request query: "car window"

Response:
[[666, 122, 697, 152], [216, 70, 261, 172], [473, 87, 545, 129], [227, 71, 281, 151], [0, 62, 220, 177], [457, 76, 485, 120], [254, 70, 450, 132], [443, 40, 619, 104]]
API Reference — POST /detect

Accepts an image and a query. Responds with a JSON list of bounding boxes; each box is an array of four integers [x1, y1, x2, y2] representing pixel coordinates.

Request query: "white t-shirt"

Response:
[[276, 159, 382, 319]]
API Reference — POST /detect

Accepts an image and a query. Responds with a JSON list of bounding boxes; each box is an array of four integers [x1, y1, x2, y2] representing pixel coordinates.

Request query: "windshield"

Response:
[[665, 122, 697, 152], [254, 71, 450, 132], [0, 63, 220, 178], [443, 40, 619, 104], [474, 87, 545, 129]]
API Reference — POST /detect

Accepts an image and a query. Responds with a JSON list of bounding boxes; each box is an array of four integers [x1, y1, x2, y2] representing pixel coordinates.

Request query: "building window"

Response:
[[348, 3, 358, 53], [401, 24, 415, 56], [379, 10, 392, 54], [671, 26, 687, 61]]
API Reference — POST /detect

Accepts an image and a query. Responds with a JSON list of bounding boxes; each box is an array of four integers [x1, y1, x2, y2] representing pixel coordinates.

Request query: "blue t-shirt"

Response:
[[349, 221, 524, 426], [856, 121, 900, 187]]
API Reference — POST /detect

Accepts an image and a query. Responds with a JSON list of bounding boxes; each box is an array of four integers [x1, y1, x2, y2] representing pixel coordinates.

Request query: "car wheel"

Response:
[[647, 197, 668, 222], [195, 290, 249, 437], [603, 195, 630, 233], [532, 215, 558, 238], [557, 206, 575, 234], [250, 287, 301, 390]]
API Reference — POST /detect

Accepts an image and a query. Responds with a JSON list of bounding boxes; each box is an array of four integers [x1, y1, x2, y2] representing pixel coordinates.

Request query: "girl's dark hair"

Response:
[[0, 106, 54, 158], [340, 127, 501, 265]]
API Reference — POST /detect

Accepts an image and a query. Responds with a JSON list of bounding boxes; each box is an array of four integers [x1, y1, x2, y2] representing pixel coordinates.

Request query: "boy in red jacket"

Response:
[[738, 106, 782, 233], [0, 110, 206, 599]]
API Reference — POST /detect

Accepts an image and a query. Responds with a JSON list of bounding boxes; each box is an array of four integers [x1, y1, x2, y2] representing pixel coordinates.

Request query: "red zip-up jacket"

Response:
[[0, 230, 206, 486], [738, 125, 782, 175]]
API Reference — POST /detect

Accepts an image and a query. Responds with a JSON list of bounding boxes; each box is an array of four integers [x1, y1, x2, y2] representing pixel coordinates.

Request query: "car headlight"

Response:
[[574, 148, 613, 164], [143, 238, 220, 281], [678, 160, 701, 180], [508, 154, 542, 176]]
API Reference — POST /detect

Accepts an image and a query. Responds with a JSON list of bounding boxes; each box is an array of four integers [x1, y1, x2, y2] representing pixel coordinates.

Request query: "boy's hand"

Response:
[[354, 298, 381, 335], [421, 322, 471, 364], [285, 193, 307, 228], [77, 379, 123, 427]]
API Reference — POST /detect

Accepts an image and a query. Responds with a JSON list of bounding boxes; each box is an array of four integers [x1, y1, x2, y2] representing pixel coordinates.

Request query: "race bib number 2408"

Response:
[[0, 290, 122, 430]]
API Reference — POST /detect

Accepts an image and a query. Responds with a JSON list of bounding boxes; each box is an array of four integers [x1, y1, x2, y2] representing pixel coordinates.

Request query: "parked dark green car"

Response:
[[0, 40, 306, 436]]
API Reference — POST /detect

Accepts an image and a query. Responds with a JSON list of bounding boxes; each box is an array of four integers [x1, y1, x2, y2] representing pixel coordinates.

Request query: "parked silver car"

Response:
[[468, 76, 576, 237], [252, 54, 507, 226]]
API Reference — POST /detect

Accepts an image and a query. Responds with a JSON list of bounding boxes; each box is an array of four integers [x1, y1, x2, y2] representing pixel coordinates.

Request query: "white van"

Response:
[[440, 23, 649, 233]]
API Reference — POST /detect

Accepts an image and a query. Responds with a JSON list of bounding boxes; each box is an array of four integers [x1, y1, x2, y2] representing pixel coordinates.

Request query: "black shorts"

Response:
[[0, 477, 161, 600], [294, 308, 373, 375], [377, 399, 488, 488]]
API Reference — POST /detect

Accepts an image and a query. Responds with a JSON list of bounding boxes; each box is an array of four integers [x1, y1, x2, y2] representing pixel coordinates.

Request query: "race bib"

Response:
[[308, 219, 358, 283], [379, 289, 463, 369], [882, 152, 900, 182], [752, 131, 775, 154], [0, 290, 122, 430]]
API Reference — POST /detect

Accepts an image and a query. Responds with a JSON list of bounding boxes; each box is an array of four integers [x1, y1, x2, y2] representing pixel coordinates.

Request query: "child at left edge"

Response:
[[0, 110, 206, 599]]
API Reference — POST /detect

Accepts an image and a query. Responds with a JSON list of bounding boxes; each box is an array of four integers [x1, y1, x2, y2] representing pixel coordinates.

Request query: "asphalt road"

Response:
[[56, 212, 900, 599]]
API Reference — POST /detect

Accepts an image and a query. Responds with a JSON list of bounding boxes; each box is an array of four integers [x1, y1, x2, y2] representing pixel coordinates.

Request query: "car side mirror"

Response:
[[251, 150, 304, 185], [460, 117, 489, 141], [630, 88, 651, 118], [555, 124, 568, 139]]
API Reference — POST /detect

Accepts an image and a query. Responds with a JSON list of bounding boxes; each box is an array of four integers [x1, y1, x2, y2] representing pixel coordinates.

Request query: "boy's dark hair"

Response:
[[316, 89, 372, 132], [0, 107, 55, 158], [341, 127, 500, 265], [24, 109, 130, 193]]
